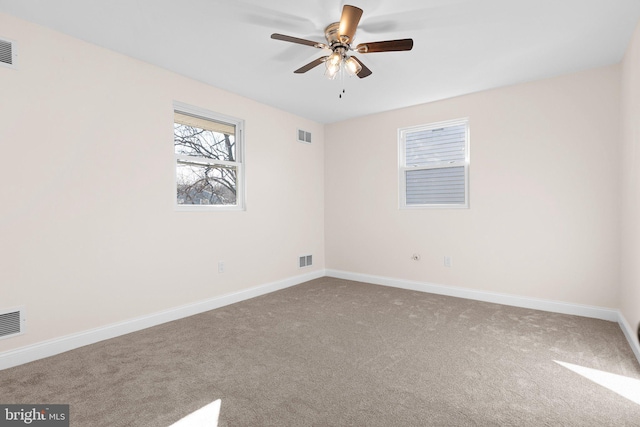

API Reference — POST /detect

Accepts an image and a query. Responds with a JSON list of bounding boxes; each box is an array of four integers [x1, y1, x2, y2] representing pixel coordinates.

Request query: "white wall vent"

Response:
[[0, 38, 17, 69], [297, 129, 312, 144], [0, 307, 25, 340], [299, 254, 313, 268]]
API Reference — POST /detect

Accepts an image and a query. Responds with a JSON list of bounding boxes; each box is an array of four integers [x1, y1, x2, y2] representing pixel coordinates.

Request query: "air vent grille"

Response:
[[299, 255, 313, 268], [0, 308, 24, 340], [0, 38, 14, 67], [297, 129, 312, 144]]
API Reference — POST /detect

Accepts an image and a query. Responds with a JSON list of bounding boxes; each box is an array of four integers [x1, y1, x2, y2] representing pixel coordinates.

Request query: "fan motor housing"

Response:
[[325, 22, 346, 46]]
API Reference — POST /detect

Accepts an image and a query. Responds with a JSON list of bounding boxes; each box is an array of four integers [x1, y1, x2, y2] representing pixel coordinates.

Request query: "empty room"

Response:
[[2, 0, 640, 425]]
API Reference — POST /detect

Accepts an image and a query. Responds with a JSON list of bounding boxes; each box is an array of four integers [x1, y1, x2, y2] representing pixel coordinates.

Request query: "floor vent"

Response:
[[0, 307, 25, 340], [299, 255, 313, 268], [297, 129, 312, 144], [0, 38, 16, 68]]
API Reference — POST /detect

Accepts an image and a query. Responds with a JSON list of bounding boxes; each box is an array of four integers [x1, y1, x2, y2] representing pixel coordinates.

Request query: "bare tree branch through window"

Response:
[[174, 112, 240, 206]]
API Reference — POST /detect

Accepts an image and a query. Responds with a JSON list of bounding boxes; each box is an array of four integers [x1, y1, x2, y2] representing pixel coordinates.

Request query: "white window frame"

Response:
[[173, 101, 246, 211], [398, 117, 470, 209]]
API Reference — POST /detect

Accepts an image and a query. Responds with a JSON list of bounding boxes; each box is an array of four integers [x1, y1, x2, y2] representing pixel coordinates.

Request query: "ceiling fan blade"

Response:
[[338, 5, 363, 43], [294, 56, 328, 74], [271, 33, 325, 48], [351, 56, 372, 78], [356, 39, 414, 53]]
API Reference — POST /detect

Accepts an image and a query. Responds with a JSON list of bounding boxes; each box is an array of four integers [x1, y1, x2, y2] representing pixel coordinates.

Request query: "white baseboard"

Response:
[[326, 269, 619, 320], [617, 311, 640, 364], [0, 270, 325, 371], [326, 269, 640, 365]]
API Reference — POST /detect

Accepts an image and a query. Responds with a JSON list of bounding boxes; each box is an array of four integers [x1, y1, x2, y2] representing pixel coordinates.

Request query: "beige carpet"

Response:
[[2, 277, 640, 426]]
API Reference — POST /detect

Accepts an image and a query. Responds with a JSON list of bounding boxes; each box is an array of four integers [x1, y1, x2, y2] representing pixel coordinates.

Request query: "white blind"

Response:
[[174, 112, 235, 136], [405, 124, 466, 166], [405, 167, 465, 205], [401, 119, 468, 207]]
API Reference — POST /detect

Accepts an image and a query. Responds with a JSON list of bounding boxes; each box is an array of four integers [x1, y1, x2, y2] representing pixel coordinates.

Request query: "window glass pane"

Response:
[[406, 166, 465, 205], [174, 116, 236, 162], [176, 161, 237, 205], [405, 124, 466, 166]]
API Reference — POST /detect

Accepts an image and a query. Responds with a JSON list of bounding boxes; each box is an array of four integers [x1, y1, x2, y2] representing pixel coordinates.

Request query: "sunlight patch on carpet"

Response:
[[555, 361, 640, 405], [169, 399, 221, 427]]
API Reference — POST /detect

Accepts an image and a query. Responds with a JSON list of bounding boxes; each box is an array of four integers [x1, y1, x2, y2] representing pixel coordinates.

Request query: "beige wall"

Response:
[[0, 13, 325, 352], [325, 65, 621, 308], [621, 21, 640, 346]]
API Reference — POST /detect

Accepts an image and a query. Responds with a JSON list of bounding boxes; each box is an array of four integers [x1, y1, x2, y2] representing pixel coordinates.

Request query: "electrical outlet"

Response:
[[218, 261, 225, 273], [444, 256, 453, 267]]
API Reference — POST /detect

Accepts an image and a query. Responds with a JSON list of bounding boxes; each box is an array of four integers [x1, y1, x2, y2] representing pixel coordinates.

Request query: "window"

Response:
[[398, 118, 469, 208], [173, 102, 245, 210]]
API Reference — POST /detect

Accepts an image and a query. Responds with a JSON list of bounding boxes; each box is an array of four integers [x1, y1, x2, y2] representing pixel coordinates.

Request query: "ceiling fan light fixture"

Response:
[[345, 56, 362, 76], [325, 50, 344, 79], [327, 51, 342, 67], [325, 61, 340, 79]]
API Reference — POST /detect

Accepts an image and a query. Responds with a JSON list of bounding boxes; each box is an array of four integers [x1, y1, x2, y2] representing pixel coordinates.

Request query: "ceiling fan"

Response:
[[271, 4, 413, 79]]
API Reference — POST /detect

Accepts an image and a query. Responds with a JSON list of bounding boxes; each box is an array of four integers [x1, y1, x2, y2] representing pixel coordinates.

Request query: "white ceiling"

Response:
[[1, 0, 639, 123]]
